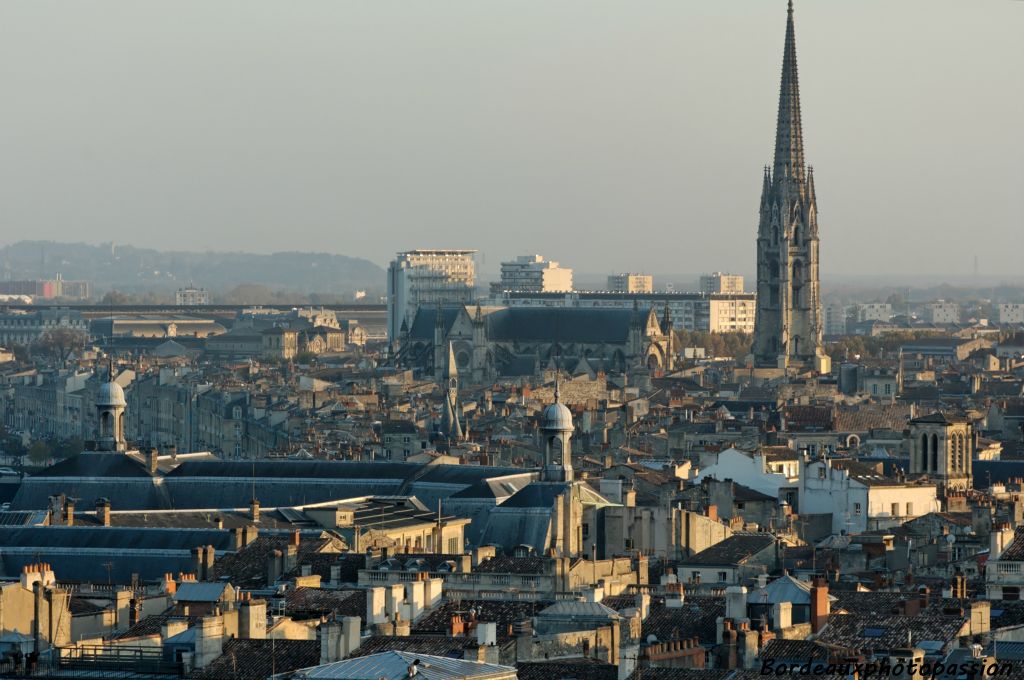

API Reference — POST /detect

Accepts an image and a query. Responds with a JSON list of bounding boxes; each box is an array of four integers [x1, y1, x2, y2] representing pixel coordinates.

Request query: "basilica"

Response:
[[395, 303, 676, 383]]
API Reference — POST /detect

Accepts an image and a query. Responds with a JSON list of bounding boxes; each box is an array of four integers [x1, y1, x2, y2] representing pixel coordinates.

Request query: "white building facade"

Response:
[[387, 250, 476, 342], [493, 255, 573, 293]]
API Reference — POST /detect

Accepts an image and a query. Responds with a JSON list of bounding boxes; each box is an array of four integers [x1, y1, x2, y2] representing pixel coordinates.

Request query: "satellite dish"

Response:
[[946, 534, 956, 545]]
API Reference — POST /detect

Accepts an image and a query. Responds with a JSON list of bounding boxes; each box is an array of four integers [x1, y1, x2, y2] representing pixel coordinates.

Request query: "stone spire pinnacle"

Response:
[[773, 0, 805, 186]]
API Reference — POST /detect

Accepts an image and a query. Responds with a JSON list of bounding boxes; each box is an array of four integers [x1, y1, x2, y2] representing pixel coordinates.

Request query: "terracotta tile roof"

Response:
[[816, 607, 968, 652], [284, 587, 366, 621], [641, 596, 725, 645], [350, 634, 503, 659], [113, 611, 200, 640], [474, 556, 549, 574], [682, 534, 775, 566], [208, 534, 334, 588], [413, 599, 549, 634], [518, 659, 618, 680], [186, 638, 320, 680]]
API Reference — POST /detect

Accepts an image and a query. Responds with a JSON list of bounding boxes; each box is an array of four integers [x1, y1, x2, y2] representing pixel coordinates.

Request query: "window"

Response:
[[891, 503, 900, 517], [447, 538, 459, 553], [906, 502, 913, 516], [718, 571, 728, 582], [854, 503, 862, 516], [1004, 587, 1021, 601], [885, 384, 892, 395], [582, 523, 590, 539], [691, 571, 700, 582], [818, 467, 826, 480], [872, 384, 878, 396]]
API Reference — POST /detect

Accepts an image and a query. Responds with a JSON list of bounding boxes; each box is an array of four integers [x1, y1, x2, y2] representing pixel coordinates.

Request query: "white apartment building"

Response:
[[492, 255, 573, 294], [387, 250, 476, 341], [852, 303, 893, 323], [175, 286, 210, 306], [997, 303, 1024, 325], [699, 273, 745, 294], [607, 273, 653, 294], [489, 290, 756, 333], [823, 302, 847, 337], [923, 301, 960, 325]]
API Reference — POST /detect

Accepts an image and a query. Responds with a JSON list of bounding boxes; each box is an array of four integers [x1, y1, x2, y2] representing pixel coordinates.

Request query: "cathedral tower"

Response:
[[752, 1, 825, 371]]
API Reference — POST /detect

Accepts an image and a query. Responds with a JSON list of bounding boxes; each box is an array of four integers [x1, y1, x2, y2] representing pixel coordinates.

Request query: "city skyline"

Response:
[[0, 1, 1020, 276]]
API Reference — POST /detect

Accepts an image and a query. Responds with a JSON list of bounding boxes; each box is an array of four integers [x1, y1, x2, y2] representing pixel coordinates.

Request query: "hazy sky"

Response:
[[0, 1, 1021, 278]]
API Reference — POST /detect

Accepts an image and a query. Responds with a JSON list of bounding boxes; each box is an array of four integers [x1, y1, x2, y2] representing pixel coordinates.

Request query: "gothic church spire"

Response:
[[773, 0, 805, 186]]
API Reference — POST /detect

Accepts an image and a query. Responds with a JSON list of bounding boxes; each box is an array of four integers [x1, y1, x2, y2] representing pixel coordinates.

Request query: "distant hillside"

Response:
[[0, 241, 384, 298]]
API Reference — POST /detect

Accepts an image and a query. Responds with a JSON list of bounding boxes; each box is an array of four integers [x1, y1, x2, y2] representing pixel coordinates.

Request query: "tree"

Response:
[[34, 328, 88, 364], [101, 290, 132, 305], [52, 438, 84, 460], [27, 441, 51, 466]]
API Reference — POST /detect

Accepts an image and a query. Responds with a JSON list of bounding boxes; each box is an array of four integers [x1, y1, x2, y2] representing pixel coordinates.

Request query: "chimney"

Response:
[[810, 577, 830, 633], [772, 601, 792, 631], [129, 597, 142, 627], [64, 498, 75, 527], [725, 585, 747, 621], [202, 545, 216, 580], [192, 547, 205, 580], [147, 447, 159, 475], [96, 498, 111, 527], [249, 499, 260, 523], [706, 505, 718, 522], [291, 529, 301, 547]]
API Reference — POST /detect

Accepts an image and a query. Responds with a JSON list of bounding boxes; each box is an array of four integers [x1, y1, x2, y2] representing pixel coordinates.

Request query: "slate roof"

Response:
[[498, 483, 569, 509], [11, 458, 527, 512], [682, 534, 775, 566], [0, 526, 236, 581], [485, 308, 636, 344], [187, 638, 321, 680], [31, 452, 154, 478]]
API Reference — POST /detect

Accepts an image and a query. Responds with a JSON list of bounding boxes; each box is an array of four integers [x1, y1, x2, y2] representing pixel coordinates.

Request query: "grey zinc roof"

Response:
[[174, 581, 229, 603], [289, 651, 515, 680], [539, 600, 621, 620], [745, 574, 838, 605]]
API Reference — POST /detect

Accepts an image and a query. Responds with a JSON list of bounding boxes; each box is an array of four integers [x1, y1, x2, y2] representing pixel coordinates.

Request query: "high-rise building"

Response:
[[997, 303, 1024, 325], [492, 255, 573, 294], [699, 273, 745, 294], [752, 1, 826, 372], [387, 249, 476, 342], [607, 273, 653, 294]]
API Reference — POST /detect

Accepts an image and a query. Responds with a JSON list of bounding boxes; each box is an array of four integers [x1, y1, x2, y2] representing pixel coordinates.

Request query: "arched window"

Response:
[[920, 433, 929, 472], [930, 434, 939, 472]]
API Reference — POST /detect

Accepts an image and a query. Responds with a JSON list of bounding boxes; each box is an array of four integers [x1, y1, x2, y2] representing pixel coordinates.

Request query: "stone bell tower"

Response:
[[752, 1, 826, 373]]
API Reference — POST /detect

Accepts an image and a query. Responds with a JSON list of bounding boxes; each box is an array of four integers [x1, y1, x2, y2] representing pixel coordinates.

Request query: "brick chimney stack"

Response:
[[810, 576, 830, 634]]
